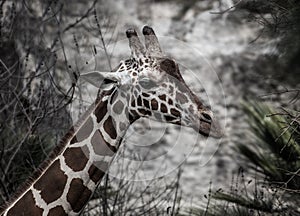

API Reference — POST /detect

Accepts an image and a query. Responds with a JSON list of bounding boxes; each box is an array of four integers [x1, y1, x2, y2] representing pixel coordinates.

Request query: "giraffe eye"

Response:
[[202, 113, 212, 122], [139, 79, 157, 89]]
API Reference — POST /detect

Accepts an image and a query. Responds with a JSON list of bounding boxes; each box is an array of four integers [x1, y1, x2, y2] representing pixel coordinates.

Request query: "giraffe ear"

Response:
[[80, 71, 120, 88]]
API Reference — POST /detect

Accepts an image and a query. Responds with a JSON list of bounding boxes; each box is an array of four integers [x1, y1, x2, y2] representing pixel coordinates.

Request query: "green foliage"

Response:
[[180, 171, 283, 216], [239, 101, 300, 190], [214, 101, 300, 215]]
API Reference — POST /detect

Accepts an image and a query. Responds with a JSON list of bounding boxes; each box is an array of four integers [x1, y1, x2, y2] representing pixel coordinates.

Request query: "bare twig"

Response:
[[210, 0, 243, 15], [63, 0, 98, 33]]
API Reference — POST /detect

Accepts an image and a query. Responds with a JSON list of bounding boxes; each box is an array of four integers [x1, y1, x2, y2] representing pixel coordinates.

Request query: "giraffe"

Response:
[[0, 26, 223, 216]]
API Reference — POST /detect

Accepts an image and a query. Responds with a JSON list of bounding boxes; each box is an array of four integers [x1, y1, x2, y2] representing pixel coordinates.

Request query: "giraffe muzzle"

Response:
[[197, 117, 224, 138]]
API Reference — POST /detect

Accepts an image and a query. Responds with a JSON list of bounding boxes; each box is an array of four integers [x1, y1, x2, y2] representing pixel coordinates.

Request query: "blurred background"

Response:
[[0, 0, 299, 215]]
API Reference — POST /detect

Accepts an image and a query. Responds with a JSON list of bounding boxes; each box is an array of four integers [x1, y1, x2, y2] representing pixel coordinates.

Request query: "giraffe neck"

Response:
[[1, 87, 134, 216]]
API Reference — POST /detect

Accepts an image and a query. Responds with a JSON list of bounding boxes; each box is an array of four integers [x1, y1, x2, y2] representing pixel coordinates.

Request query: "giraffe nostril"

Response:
[[202, 113, 212, 122]]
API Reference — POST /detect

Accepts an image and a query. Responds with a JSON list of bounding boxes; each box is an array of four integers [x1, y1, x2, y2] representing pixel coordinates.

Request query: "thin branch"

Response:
[[63, 0, 98, 33], [210, 0, 243, 15]]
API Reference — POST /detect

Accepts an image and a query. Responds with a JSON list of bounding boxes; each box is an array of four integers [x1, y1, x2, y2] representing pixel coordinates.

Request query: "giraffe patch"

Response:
[[33, 160, 67, 204], [63, 147, 89, 172], [160, 103, 168, 113], [6, 190, 43, 216], [112, 100, 124, 114], [158, 94, 166, 101], [138, 108, 151, 116], [143, 99, 150, 108], [137, 96, 143, 106], [171, 108, 181, 117], [103, 116, 117, 139], [88, 163, 106, 183], [94, 100, 108, 123], [48, 205, 67, 216], [91, 130, 115, 156], [73, 117, 94, 143], [151, 99, 158, 110], [67, 178, 92, 213], [142, 92, 149, 97]]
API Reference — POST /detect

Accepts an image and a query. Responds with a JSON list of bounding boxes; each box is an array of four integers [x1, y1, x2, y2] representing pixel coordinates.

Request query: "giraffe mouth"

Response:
[[196, 119, 224, 138]]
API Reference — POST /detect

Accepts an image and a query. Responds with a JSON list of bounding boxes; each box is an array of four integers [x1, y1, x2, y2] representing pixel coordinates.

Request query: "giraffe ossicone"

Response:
[[0, 26, 223, 216]]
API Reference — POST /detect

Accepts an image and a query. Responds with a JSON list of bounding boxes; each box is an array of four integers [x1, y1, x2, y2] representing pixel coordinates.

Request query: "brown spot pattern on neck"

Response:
[[33, 160, 67, 204]]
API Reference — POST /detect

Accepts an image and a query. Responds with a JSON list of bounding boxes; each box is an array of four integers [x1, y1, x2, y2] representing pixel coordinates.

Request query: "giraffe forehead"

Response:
[[140, 68, 162, 79], [118, 57, 181, 86]]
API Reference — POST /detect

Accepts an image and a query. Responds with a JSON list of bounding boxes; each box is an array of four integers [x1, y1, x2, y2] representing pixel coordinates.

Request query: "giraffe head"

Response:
[[83, 26, 223, 138]]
